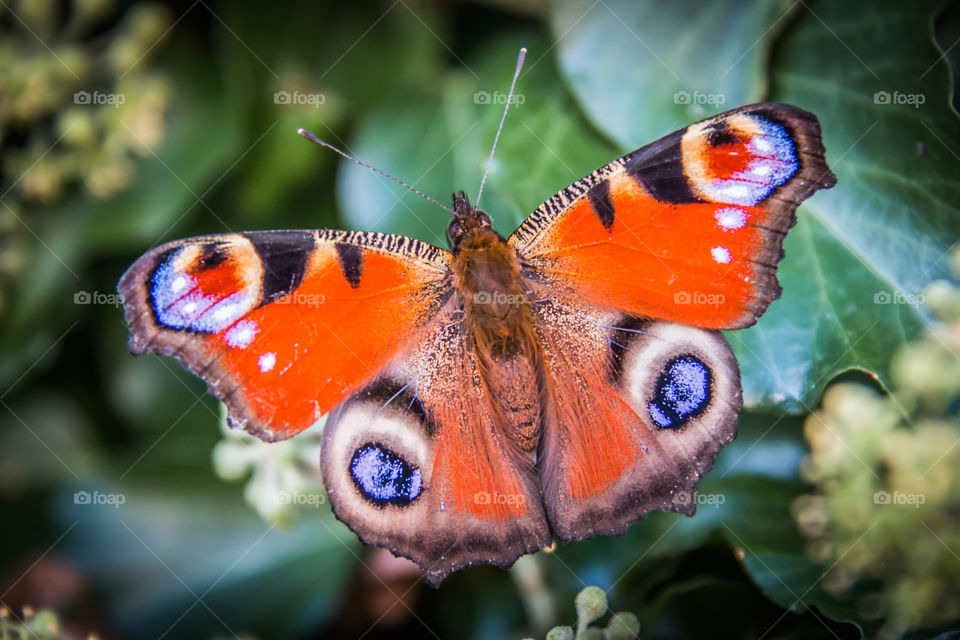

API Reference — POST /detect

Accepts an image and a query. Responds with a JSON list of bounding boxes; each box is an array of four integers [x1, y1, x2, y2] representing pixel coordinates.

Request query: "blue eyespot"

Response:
[[150, 247, 255, 333], [648, 355, 711, 430], [703, 115, 798, 206], [350, 443, 422, 507]]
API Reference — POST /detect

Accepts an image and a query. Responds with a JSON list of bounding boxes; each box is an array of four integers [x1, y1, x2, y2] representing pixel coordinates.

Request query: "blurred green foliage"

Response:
[[0, 607, 63, 640], [0, 0, 957, 638], [795, 249, 960, 639]]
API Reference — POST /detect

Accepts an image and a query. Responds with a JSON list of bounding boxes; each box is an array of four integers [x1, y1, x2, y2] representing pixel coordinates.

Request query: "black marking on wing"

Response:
[[607, 317, 649, 383], [353, 377, 434, 437], [705, 121, 737, 147], [335, 243, 364, 289], [625, 128, 703, 205], [749, 106, 798, 141], [198, 243, 228, 269], [586, 179, 616, 231], [245, 231, 316, 304]]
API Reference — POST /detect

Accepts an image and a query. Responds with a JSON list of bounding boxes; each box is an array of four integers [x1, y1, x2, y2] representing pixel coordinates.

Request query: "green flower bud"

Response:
[[545, 626, 575, 640], [575, 586, 608, 630]]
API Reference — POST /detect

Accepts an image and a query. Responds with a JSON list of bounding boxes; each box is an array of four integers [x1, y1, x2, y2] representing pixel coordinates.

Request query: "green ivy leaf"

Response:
[[551, 0, 796, 145]]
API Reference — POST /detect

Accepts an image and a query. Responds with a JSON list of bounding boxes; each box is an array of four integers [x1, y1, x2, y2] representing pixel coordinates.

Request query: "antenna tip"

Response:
[[298, 128, 322, 145]]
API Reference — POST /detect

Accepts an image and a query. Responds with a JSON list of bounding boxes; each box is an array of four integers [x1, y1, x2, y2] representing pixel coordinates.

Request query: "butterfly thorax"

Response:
[[453, 226, 530, 348]]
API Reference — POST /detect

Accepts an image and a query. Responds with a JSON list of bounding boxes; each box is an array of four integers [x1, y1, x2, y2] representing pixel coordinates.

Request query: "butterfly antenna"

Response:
[[297, 128, 455, 215], [475, 46, 526, 209]]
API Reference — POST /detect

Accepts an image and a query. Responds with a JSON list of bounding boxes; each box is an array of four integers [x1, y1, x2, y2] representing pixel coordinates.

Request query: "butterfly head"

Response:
[[447, 190, 497, 252]]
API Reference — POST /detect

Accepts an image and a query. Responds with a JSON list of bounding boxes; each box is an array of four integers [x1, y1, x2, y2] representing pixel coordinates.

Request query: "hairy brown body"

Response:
[[449, 195, 542, 454]]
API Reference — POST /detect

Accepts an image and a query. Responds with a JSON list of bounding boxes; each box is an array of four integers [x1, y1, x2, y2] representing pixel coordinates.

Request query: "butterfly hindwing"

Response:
[[118, 230, 452, 440], [530, 289, 741, 540], [320, 302, 551, 586], [510, 103, 837, 330]]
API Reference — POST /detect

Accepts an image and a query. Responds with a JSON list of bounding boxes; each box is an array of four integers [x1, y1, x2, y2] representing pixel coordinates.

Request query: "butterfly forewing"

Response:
[[510, 103, 836, 330], [119, 230, 452, 440]]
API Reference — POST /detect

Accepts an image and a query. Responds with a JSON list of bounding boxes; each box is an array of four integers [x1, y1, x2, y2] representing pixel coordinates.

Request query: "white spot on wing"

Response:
[[258, 352, 276, 372], [752, 163, 772, 177], [713, 181, 756, 204], [715, 207, 747, 231], [225, 320, 258, 349], [753, 137, 772, 153], [170, 274, 189, 293], [711, 246, 732, 264]]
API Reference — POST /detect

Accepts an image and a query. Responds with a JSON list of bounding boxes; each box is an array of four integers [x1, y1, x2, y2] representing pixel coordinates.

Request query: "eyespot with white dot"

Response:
[[686, 114, 799, 206], [150, 247, 259, 333]]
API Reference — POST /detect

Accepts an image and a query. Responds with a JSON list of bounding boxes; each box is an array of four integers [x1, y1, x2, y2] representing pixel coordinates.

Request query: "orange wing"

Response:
[[510, 103, 836, 330], [118, 230, 452, 441]]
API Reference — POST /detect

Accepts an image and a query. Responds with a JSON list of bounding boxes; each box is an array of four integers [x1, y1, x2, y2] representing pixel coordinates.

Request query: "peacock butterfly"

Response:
[[118, 70, 836, 585]]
